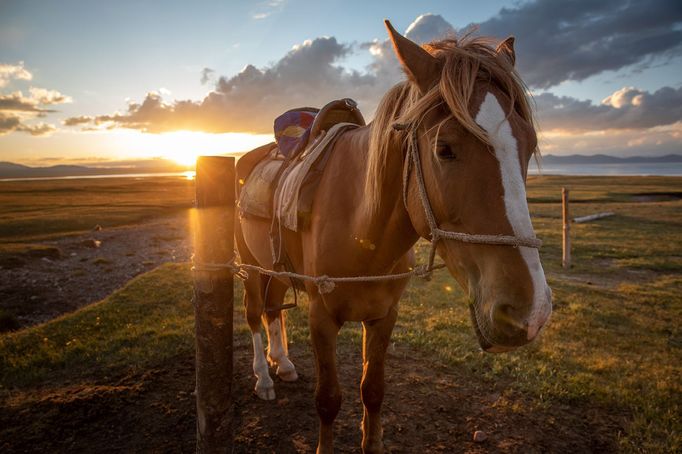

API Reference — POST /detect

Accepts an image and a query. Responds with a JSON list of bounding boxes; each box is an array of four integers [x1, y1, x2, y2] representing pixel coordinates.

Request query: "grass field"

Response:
[[0, 176, 194, 251], [0, 175, 680, 452]]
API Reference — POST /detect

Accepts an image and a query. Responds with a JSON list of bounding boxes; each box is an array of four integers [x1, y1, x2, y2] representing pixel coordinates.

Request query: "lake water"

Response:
[[2, 163, 681, 182], [529, 162, 682, 176], [0, 171, 196, 182]]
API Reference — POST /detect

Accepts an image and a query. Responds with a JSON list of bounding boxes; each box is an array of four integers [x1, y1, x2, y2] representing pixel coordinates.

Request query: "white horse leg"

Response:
[[243, 275, 276, 401], [266, 314, 298, 382], [251, 330, 276, 400]]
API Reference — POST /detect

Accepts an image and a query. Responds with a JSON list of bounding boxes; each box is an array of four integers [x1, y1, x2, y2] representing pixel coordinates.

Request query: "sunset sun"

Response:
[[113, 130, 273, 166]]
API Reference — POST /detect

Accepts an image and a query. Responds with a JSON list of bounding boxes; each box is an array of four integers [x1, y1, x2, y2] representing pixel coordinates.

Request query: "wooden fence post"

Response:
[[194, 156, 235, 453], [562, 187, 571, 269]]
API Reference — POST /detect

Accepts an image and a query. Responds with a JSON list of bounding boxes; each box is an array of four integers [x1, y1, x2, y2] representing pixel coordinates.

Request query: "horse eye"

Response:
[[435, 142, 456, 160]]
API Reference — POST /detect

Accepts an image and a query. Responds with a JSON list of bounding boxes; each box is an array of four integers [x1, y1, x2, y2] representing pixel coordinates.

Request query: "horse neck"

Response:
[[351, 123, 419, 265]]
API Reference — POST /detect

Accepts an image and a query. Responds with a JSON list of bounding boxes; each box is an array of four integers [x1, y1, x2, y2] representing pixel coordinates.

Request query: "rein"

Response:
[[394, 121, 541, 271], [193, 121, 541, 296]]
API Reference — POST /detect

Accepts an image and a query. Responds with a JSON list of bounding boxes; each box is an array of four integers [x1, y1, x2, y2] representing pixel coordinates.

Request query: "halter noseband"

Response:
[[394, 121, 541, 269]]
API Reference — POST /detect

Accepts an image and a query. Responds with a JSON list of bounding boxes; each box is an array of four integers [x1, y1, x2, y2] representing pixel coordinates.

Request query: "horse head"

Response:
[[384, 21, 552, 352]]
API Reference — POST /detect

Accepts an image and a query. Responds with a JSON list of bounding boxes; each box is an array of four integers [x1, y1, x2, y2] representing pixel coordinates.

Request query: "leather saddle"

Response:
[[237, 98, 365, 229]]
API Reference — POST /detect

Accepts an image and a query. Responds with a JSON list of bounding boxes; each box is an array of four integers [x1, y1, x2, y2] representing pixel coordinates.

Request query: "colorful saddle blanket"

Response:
[[274, 109, 317, 158]]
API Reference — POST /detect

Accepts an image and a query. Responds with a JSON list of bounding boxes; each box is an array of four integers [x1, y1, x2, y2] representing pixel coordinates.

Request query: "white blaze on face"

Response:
[[475, 92, 551, 339]]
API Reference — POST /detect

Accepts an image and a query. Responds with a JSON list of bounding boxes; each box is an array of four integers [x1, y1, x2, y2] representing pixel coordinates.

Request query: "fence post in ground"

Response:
[[562, 187, 571, 269], [193, 156, 235, 453]]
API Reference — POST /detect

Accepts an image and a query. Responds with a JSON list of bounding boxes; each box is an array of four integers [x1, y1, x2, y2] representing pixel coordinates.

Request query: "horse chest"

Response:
[[321, 282, 406, 322]]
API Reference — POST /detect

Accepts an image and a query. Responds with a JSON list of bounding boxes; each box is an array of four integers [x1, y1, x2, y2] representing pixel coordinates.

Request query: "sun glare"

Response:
[[113, 130, 273, 166]]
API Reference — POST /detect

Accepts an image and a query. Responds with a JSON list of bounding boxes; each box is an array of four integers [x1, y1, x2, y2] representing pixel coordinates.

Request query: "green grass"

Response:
[[0, 175, 680, 452], [0, 176, 194, 243], [0, 263, 196, 389]]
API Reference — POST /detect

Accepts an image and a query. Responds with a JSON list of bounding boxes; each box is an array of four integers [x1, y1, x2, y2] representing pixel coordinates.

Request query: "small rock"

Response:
[[81, 239, 101, 248], [93, 224, 102, 231], [70, 252, 77, 257], [473, 430, 487, 442]]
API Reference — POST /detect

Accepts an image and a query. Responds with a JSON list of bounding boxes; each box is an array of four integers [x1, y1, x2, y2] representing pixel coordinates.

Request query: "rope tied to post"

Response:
[[192, 254, 446, 295]]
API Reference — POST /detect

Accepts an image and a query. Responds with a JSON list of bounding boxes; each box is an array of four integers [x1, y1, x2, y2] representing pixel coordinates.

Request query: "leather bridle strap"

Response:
[[394, 121, 542, 270]]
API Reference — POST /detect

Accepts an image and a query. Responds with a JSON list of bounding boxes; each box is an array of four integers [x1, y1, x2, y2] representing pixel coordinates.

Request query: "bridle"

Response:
[[394, 121, 542, 271]]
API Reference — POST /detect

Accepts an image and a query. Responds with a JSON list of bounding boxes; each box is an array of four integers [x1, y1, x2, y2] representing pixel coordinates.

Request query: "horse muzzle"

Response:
[[469, 287, 552, 353]]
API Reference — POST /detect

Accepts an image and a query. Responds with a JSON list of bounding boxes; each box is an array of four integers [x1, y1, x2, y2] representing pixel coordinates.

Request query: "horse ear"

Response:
[[384, 19, 440, 94], [496, 36, 516, 67]]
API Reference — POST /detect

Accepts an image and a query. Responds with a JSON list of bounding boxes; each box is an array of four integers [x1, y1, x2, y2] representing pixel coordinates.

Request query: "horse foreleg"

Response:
[[264, 310, 298, 382], [310, 299, 342, 454], [244, 277, 275, 400], [360, 305, 398, 454]]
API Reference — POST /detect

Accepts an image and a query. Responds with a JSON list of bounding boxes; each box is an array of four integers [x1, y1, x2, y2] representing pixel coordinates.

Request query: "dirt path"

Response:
[[0, 212, 191, 328], [0, 335, 625, 453]]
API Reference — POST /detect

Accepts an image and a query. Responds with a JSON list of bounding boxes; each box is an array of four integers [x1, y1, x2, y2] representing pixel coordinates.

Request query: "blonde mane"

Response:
[[366, 33, 537, 214]]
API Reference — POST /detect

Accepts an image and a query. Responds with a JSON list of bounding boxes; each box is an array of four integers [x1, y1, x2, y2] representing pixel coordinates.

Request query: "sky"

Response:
[[1, 0, 681, 166]]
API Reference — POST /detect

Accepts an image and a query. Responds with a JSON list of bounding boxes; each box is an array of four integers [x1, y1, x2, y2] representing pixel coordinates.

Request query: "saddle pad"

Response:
[[238, 155, 283, 219], [274, 109, 317, 158], [275, 122, 359, 231]]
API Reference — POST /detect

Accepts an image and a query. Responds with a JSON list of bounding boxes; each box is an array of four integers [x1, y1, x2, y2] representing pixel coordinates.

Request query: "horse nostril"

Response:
[[491, 303, 527, 338]]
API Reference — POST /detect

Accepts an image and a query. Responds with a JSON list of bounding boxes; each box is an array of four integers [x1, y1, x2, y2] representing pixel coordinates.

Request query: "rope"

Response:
[[192, 256, 446, 295], [192, 120, 542, 299]]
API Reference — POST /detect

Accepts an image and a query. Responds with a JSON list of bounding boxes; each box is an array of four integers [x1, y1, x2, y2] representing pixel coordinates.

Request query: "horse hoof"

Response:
[[255, 385, 276, 401], [277, 367, 299, 382]]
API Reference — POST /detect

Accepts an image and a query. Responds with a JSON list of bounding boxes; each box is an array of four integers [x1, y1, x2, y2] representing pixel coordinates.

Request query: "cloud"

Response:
[[62, 11, 682, 158], [536, 85, 682, 131], [28, 87, 72, 105], [0, 113, 21, 133], [68, 37, 384, 133], [404, 13, 456, 44], [252, 0, 286, 20], [0, 62, 70, 136], [477, 0, 682, 88], [540, 122, 682, 157], [69, 14, 457, 134], [63, 115, 92, 126], [200, 67, 215, 85], [0, 112, 55, 136], [17, 122, 56, 136], [0, 62, 32, 88], [0, 91, 52, 114]]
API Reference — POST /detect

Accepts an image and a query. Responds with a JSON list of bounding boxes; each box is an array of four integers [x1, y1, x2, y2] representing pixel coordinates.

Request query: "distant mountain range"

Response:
[[0, 159, 192, 179], [539, 154, 682, 165], [1, 153, 681, 179]]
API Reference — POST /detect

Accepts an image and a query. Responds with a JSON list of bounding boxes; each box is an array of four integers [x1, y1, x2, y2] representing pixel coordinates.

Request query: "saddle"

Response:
[[237, 98, 365, 230]]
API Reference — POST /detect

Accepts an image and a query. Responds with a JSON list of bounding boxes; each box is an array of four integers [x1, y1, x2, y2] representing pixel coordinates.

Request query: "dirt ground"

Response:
[[0, 335, 625, 454], [0, 212, 191, 328]]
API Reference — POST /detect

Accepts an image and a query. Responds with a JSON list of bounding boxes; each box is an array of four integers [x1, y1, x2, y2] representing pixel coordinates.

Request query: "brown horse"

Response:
[[236, 20, 552, 453]]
